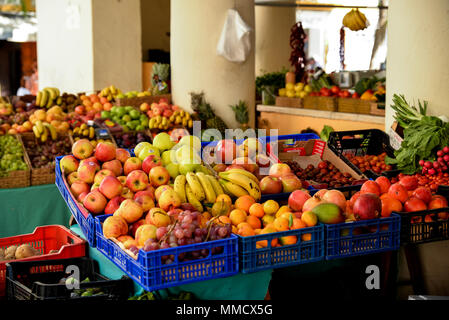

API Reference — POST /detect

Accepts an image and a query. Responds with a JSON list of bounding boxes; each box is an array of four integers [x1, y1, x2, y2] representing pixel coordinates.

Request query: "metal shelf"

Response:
[[255, 1, 388, 10]]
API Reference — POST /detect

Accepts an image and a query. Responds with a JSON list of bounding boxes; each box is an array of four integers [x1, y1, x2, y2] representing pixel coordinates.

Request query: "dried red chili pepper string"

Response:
[[289, 21, 307, 83]]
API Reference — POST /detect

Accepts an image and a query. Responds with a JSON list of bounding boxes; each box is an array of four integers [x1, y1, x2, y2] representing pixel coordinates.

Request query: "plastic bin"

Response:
[[94, 215, 239, 292], [238, 224, 324, 273], [0, 225, 86, 298], [327, 129, 399, 179], [6, 257, 133, 300], [55, 156, 97, 247], [325, 214, 401, 260]]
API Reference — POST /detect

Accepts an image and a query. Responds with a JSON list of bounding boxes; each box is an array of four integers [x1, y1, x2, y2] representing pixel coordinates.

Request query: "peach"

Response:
[[103, 215, 128, 239], [135, 224, 157, 247]]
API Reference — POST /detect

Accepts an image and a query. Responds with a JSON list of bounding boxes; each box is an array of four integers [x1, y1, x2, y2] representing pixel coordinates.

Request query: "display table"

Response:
[[0, 184, 72, 238], [70, 224, 272, 300]]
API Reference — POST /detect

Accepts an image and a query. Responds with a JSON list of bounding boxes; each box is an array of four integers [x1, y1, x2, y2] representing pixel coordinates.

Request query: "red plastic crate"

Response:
[[0, 225, 87, 298]]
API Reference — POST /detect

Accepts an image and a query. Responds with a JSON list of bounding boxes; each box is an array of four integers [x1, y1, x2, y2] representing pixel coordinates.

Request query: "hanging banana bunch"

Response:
[[343, 9, 369, 32]]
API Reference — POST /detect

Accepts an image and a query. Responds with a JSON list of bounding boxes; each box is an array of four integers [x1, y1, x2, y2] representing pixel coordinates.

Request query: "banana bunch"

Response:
[[343, 9, 368, 31], [217, 169, 261, 201], [36, 87, 61, 109], [173, 172, 226, 212], [99, 85, 122, 101], [149, 110, 193, 130], [32, 120, 58, 142], [72, 123, 96, 140]]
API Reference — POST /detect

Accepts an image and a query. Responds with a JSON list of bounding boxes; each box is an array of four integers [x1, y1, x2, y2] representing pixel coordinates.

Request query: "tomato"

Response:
[[352, 92, 360, 99], [320, 87, 331, 97], [339, 90, 350, 98], [330, 86, 340, 95]]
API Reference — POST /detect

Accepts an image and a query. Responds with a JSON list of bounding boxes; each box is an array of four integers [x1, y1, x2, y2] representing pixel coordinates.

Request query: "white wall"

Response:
[[140, 0, 170, 60]]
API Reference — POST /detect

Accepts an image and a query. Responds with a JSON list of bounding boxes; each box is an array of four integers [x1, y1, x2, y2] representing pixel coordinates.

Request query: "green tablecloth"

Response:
[[70, 224, 272, 300], [0, 184, 72, 238]]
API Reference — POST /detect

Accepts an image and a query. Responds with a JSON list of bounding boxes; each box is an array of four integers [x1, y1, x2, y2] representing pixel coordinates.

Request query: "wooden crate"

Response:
[[115, 94, 172, 108], [370, 102, 386, 116], [337, 98, 373, 114], [0, 135, 31, 189], [303, 96, 337, 111], [275, 96, 303, 108]]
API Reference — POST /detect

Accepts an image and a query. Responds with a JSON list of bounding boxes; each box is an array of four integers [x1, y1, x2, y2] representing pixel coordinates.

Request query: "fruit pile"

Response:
[[98, 85, 123, 101], [101, 106, 149, 132], [35, 87, 61, 109], [0, 135, 28, 176], [283, 160, 358, 189], [142, 99, 193, 130], [0, 95, 13, 116], [278, 82, 311, 99], [345, 152, 393, 175], [116, 90, 151, 100], [24, 135, 72, 170], [309, 86, 353, 98], [70, 93, 114, 124], [114, 132, 152, 150], [419, 146, 449, 175]]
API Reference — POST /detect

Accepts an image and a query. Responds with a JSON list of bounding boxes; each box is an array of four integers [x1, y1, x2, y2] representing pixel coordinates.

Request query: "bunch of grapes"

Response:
[[142, 210, 232, 265]]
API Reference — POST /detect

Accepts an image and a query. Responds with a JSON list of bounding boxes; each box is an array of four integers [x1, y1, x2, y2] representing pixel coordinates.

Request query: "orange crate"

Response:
[[0, 225, 86, 299]]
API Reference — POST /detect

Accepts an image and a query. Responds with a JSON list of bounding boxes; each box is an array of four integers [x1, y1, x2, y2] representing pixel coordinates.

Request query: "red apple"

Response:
[[80, 156, 100, 170], [95, 141, 116, 162], [215, 140, 237, 164], [116, 148, 131, 164], [288, 190, 312, 212], [94, 169, 115, 185], [83, 190, 107, 214], [121, 186, 134, 199], [158, 189, 182, 212], [134, 188, 155, 200], [280, 174, 302, 193], [142, 155, 162, 174], [259, 176, 283, 194], [155, 185, 172, 202], [71, 181, 90, 198], [128, 219, 146, 238], [213, 163, 227, 173], [117, 176, 127, 185], [77, 191, 88, 203], [67, 172, 80, 185], [232, 157, 258, 173], [126, 170, 149, 192], [115, 199, 144, 224], [102, 159, 123, 176], [99, 176, 123, 199], [268, 163, 292, 178], [255, 154, 271, 168], [225, 164, 245, 171], [104, 196, 126, 215], [134, 194, 156, 212], [124, 157, 142, 175], [77, 161, 98, 184], [72, 139, 94, 160], [60, 155, 79, 174], [149, 166, 170, 187]]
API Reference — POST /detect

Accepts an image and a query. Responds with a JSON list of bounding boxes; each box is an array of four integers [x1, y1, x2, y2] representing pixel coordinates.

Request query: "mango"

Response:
[[312, 203, 344, 224]]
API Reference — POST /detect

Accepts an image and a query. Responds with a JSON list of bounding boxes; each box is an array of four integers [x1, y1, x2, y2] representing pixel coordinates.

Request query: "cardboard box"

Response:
[[389, 121, 404, 151]]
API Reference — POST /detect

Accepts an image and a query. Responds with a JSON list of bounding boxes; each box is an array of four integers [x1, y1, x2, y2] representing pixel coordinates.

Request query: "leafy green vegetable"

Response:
[[320, 125, 334, 142], [255, 68, 288, 95], [390, 94, 428, 129]]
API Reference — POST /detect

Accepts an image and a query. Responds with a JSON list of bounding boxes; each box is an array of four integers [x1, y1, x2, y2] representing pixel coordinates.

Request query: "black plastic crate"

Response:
[[328, 129, 400, 179], [6, 257, 133, 300]]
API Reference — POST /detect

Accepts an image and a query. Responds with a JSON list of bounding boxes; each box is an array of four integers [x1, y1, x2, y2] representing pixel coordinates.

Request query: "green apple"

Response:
[[179, 160, 200, 175], [111, 106, 119, 114], [135, 125, 145, 132], [162, 150, 175, 165], [166, 163, 179, 179], [127, 121, 136, 130], [129, 109, 140, 120], [122, 114, 131, 123], [178, 135, 202, 152], [153, 132, 175, 152], [116, 107, 126, 117], [101, 111, 110, 119], [134, 142, 153, 156], [138, 146, 160, 161], [175, 145, 199, 163], [125, 106, 135, 113]]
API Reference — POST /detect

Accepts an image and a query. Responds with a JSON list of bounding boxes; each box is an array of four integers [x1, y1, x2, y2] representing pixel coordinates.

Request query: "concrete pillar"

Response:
[[255, 4, 296, 76], [170, 0, 255, 129], [385, 0, 449, 130], [386, 0, 449, 297], [36, 0, 141, 93], [140, 0, 170, 60]]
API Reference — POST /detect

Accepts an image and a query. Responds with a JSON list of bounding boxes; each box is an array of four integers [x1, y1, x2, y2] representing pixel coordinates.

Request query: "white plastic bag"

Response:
[[216, 9, 252, 63]]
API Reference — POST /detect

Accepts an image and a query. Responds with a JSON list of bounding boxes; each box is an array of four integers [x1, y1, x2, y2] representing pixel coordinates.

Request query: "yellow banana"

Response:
[[109, 85, 117, 95], [196, 172, 216, 203], [40, 127, 48, 142], [89, 126, 95, 139], [46, 95, 54, 108], [32, 125, 40, 138], [44, 123, 57, 140], [35, 120, 44, 134], [219, 179, 249, 198], [186, 184, 204, 212], [174, 175, 187, 203], [73, 127, 80, 135], [221, 172, 261, 201], [219, 169, 259, 184], [46, 87, 58, 100], [36, 91, 42, 107], [206, 174, 225, 196], [56, 96, 63, 105], [40, 89, 49, 107], [186, 172, 205, 201]]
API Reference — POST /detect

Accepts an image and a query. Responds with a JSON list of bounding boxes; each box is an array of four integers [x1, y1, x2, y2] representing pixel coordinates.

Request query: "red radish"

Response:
[[433, 162, 440, 169], [353, 193, 382, 220], [424, 161, 432, 168], [437, 150, 444, 157], [419, 160, 425, 166], [444, 155, 449, 162], [412, 187, 432, 204], [438, 157, 444, 163], [444, 146, 449, 154]]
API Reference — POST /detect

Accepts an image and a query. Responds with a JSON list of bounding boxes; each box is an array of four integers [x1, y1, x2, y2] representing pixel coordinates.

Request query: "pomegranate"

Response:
[[302, 195, 324, 212], [314, 189, 328, 198], [404, 197, 427, 212], [412, 187, 432, 204], [388, 183, 409, 203], [360, 180, 381, 196], [348, 191, 361, 209], [353, 193, 381, 220], [288, 190, 311, 212], [399, 175, 418, 191], [322, 189, 347, 211]]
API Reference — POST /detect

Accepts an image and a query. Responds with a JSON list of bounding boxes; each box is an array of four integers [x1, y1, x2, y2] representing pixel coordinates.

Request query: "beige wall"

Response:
[[255, 5, 296, 76], [386, 0, 449, 130], [140, 0, 170, 61], [36, 0, 94, 93], [170, 0, 255, 128]]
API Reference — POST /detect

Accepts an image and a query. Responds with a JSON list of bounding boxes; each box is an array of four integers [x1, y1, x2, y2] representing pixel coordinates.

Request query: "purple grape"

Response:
[[183, 229, 192, 238], [218, 227, 228, 238], [183, 215, 193, 224], [175, 229, 184, 239], [178, 238, 187, 246], [169, 235, 177, 243], [194, 229, 202, 237], [160, 242, 170, 249], [194, 236, 202, 243]]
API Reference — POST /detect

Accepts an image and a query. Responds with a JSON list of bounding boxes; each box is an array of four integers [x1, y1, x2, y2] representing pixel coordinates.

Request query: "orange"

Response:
[[279, 235, 297, 246], [103, 102, 112, 111], [256, 227, 278, 247], [229, 209, 247, 226], [93, 102, 103, 112], [237, 222, 252, 230], [215, 215, 232, 225], [231, 225, 238, 234], [254, 228, 262, 235], [262, 215, 275, 227], [280, 212, 294, 221], [275, 205, 291, 218], [249, 203, 264, 218], [83, 100, 92, 108], [291, 218, 307, 230], [202, 211, 212, 220], [216, 194, 232, 204], [301, 211, 318, 227], [238, 224, 255, 237], [263, 200, 279, 215], [273, 217, 289, 232], [80, 94, 88, 101], [301, 233, 312, 241], [247, 215, 262, 229], [235, 195, 256, 213]]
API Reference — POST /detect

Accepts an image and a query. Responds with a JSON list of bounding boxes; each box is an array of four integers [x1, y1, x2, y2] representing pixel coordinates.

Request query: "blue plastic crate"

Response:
[[325, 213, 401, 260], [94, 214, 239, 292], [238, 224, 324, 273], [55, 156, 97, 247]]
